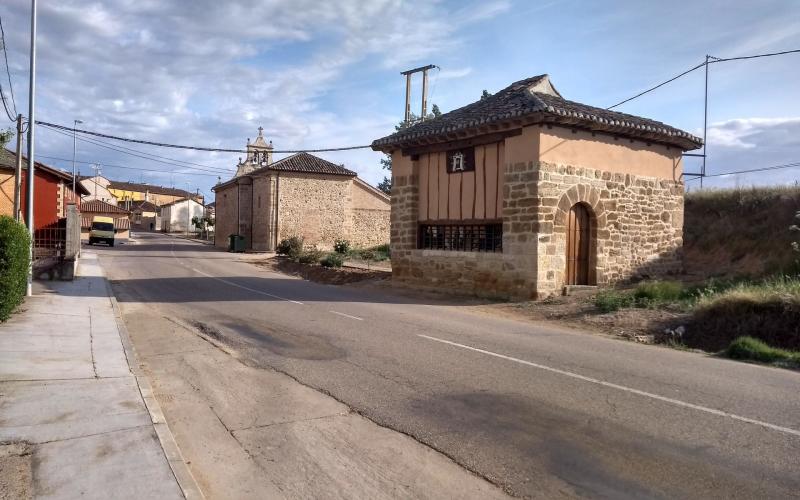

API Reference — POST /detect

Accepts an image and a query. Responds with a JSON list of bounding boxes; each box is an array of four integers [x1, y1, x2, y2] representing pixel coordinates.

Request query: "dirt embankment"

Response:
[[683, 186, 800, 279]]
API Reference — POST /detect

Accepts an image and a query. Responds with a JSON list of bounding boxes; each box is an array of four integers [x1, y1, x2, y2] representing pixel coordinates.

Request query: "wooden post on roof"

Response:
[[401, 64, 437, 125]]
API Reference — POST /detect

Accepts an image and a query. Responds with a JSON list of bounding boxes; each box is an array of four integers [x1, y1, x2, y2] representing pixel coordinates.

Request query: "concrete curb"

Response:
[[103, 273, 205, 500]]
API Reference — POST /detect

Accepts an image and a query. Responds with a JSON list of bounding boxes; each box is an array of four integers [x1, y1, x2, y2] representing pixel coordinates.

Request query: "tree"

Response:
[[378, 104, 442, 195], [0, 128, 13, 148], [480, 90, 492, 100]]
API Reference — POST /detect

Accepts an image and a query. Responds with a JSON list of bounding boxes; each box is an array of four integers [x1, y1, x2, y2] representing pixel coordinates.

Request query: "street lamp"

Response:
[[71, 119, 83, 200]]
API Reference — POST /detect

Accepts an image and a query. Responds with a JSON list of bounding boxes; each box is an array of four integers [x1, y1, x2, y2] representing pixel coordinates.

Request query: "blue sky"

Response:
[[1, 0, 799, 200]]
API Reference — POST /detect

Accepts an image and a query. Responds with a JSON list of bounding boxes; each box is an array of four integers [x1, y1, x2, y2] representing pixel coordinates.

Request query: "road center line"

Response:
[[169, 242, 303, 305], [190, 267, 304, 305], [329, 311, 364, 321], [418, 334, 800, 438]]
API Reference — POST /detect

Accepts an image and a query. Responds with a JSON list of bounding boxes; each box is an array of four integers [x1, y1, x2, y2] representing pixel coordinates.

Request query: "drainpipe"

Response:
[[274, 174, 280, 250]]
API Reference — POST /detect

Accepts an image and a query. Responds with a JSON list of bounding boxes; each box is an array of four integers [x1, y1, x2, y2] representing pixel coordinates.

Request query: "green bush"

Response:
[[297, 247, 324, 265], [276, 236, 303, 259], [333, 239, 350, 254], [633, 280, 685, 303], [321, 252, 344, 268], [0, 216, 31, 322], [594, 290, 633, 313], [726, 336, 800, 366]]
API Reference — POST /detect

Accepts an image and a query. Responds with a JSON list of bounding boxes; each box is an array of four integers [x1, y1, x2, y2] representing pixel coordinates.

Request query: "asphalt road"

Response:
[[99, 233, 800, 499]]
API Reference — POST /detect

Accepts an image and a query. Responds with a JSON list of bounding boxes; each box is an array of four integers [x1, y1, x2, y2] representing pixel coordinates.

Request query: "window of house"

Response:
[[446, 148, 475, 173], [418, 222, 502, 252]]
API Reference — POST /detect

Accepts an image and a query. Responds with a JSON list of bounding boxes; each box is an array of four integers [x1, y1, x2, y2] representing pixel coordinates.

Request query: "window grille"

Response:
[[418, 222, 503, 252]]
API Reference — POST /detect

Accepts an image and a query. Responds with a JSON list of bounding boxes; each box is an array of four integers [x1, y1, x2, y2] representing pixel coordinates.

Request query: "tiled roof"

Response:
[[81, 199, 130, 214], [107, 180, 197, 198], [253, 152, 356, 177], [372, 75, 702, 151], [128, 200, 159, 212], [0, 149, 91, 195]]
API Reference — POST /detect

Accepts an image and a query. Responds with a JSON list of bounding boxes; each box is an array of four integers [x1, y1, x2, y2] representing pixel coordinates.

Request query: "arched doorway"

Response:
[[565, 203, 592, 285]]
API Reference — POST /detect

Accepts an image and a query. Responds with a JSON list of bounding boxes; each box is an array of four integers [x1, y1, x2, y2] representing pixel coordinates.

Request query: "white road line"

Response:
[[169, 243, 303, 305], [190, 267, 304, 305], [418, 334, 800, 438], [329, 311, 364, 321]]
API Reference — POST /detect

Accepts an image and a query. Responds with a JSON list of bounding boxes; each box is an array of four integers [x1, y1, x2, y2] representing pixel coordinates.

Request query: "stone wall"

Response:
[[277, 173, 352, 250], [213, 183, 238, 248], [533, 162, 684, 296], [251, 176, 274, 251], [390, 157, 684, 300], [351, 208, 390, 248]]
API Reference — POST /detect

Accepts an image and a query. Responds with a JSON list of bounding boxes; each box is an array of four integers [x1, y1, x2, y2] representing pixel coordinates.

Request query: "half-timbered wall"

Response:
[[417, 141, 505, 222]]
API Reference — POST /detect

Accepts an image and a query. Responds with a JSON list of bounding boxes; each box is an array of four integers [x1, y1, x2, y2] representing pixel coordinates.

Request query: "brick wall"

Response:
[[0, 172, 14, 217]]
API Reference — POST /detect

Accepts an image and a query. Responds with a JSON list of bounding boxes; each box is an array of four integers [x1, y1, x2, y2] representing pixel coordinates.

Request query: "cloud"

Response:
[[695, 117, 800, 188], [0, 0, 509, 191]]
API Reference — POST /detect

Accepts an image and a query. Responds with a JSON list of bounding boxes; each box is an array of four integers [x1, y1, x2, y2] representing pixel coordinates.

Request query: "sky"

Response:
[[1, 0, 799, 201]]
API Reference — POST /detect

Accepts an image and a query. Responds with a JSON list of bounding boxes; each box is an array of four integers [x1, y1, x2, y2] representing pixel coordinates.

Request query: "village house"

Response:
[[79, 175, 202, 207], [160, 198, 204, 233], [79, 199, 131, 241], [129, 200, 160, 231], [78, 175, 118, 205], [372, 74, 702, 299], [1, 149, 89, 227], [213, 128, 390, 251]]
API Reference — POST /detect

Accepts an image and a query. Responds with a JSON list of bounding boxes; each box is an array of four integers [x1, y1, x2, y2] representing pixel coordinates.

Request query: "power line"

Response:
[[41, 124, 233, 175], [36, 154, 224, 178], [607, 48, 800, 110], [36, 120, 372, 153], [0, 16, 17, 120], [686, 160, 800, 181], [607, 61, 707, 110]]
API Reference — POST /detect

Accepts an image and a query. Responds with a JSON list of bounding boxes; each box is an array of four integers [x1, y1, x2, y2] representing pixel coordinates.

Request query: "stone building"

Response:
[[213, 129, 390, 251], [372, 74, 702, 299]]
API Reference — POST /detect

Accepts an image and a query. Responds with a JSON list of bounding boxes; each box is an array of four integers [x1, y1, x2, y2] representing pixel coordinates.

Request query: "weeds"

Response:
[[726, 336, 800, 367], [320, 252, 344, 268]]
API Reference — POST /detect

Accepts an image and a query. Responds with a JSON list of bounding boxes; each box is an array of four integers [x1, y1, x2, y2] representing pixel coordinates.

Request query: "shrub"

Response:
[[333, 239, 350, 254], [0, 216, 31, 322], [276, 236, 303, 259], [594, 290, 633, 313], [320, 252, 344, 268], [726, 336, 800, 366], [297, 247, 324, 265], [633, 280, 684, 303]]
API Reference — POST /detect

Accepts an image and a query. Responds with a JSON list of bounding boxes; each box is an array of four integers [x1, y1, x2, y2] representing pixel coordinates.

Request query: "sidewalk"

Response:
[[0, 252, 195, 499]]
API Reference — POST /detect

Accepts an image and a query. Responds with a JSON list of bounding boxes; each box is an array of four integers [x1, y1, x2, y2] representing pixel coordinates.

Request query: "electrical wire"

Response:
[[41, 124, 233, 175], [686, 160, 800, 181], [35, 154, 224, 178], [0, 16, 17, 120], [36, 120, 372, 153], [607, 48, 800, 110]]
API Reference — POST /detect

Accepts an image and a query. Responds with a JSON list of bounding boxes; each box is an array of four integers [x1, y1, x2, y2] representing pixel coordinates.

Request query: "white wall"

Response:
[[162, 200, 204, 232]]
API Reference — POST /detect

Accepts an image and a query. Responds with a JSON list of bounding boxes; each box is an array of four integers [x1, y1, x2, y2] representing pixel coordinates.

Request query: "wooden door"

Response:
[[566, 203, 591, 285]]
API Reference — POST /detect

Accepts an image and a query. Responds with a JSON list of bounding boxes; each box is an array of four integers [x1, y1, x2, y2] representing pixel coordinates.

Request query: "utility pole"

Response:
[[401, 64, 436, 124], [72, 119, 83, 200], [12, 114, 23, 221], [185, 182, 191, 238], [92, 164, 101, 198], [700, 54, 709, 189], [25, 0, 38, 297]]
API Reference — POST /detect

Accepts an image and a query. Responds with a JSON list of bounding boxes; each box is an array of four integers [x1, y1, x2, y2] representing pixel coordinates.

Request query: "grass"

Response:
[[346, 243, 390, 263], [726, 336, 800, 368], [594, 280, 692, 312]]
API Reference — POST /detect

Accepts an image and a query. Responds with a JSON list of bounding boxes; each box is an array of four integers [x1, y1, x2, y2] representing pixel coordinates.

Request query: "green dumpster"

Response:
[[228, 234, 246, 253]]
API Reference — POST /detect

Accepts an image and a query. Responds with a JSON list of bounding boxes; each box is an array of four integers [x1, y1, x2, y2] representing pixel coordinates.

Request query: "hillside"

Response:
[[683, 186, 800, 279]]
